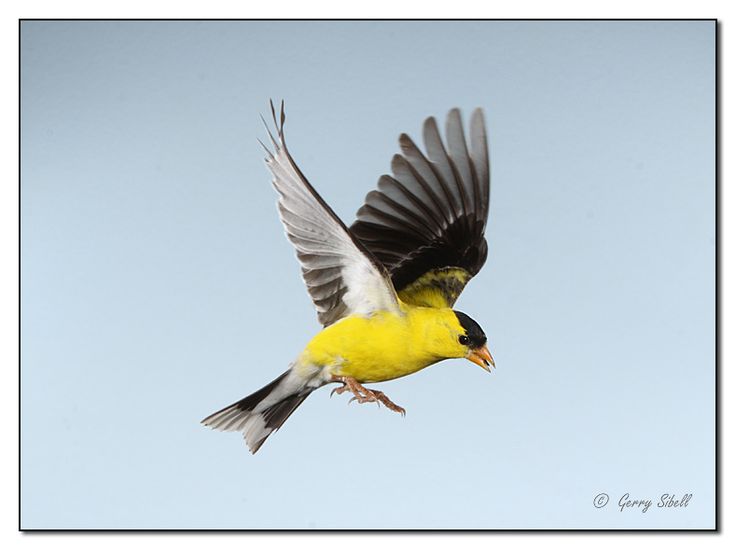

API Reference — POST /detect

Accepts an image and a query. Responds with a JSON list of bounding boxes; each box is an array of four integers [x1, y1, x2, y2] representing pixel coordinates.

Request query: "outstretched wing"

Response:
[[261, 101, 400, 327], [350, 108, 490, 309]]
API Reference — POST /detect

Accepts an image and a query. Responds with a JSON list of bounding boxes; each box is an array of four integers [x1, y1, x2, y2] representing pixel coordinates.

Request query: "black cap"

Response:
[[453, 311, 487, 349]]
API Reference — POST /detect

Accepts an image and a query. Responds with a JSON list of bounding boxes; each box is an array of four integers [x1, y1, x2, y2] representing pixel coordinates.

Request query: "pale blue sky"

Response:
[[20, 20, 715, 529]]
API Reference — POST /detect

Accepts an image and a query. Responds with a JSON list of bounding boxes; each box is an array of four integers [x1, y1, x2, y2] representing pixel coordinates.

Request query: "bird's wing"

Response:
[[350, 108, 490, 309], [261, 101, 401, 327]]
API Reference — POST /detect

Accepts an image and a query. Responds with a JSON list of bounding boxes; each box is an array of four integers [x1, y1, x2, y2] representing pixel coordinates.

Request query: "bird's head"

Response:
[[450, 310, 495, 371]]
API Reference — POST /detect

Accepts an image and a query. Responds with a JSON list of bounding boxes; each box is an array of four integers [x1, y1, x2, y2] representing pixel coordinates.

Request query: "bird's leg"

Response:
[[330, 376, 406, 416]]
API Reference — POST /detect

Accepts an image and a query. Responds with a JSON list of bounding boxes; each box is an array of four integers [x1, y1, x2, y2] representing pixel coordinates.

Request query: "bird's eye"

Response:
[[459, 335, 470, 346]]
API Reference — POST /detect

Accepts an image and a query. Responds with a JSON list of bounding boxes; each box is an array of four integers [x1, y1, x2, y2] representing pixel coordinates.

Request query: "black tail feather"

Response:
[[249, 392, 310, 454], [201, 370, 312, 454], [203, 370, 290, 422]]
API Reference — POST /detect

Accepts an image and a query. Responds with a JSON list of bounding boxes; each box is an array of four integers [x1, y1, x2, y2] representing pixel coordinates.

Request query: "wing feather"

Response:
[[261, 101, 400, 326], [422, 116, 464, 216], [376, 175, 443, 234], [351, 108, 490, 308], [391, 152, 451, 230], [470, 109, 490, 227]]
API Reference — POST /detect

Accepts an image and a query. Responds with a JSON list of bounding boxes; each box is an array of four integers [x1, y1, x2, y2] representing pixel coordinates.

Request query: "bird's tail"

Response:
[[201, 370, 312, 454]]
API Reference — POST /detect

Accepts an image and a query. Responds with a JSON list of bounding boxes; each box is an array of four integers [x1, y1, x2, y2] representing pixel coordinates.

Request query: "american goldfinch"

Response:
[[202, 102, 494, 453]]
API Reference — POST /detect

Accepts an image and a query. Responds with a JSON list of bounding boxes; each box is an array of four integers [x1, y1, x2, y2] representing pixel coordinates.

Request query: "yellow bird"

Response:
[[202, 101, 495, 453]]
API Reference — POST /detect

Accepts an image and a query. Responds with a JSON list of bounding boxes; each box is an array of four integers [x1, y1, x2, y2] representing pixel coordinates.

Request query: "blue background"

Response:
[[21, 21, 715, 529]]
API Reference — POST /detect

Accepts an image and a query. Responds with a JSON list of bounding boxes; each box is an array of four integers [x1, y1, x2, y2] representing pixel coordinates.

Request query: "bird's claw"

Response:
[[330, 383, 347, 398]]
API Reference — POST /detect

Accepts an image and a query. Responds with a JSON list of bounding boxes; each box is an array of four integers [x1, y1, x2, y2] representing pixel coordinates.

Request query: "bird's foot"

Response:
[[330, 376, 406, 416]]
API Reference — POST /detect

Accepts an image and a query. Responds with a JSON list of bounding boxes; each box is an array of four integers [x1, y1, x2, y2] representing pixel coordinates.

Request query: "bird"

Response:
[[201, 101, 494, 454]]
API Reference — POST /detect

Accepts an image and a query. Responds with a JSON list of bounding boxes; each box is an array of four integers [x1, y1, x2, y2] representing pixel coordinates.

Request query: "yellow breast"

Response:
[[299, 306, 464, 383]]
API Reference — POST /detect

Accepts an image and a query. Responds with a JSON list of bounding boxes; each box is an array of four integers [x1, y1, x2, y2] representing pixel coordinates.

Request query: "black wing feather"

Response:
[[351, 108, 490, 300]]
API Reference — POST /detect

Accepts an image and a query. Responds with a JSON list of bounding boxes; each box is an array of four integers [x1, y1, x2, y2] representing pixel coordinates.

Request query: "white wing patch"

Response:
[[342, 260, 397, 316], [261, 101, 401, 327]]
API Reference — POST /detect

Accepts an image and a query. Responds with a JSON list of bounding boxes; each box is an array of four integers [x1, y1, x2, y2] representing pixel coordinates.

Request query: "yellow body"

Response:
[[297, 305, 468, 384]]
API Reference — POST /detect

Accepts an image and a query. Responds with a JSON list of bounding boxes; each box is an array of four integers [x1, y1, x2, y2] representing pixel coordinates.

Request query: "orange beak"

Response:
[[466, 344, 495, 372]]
